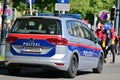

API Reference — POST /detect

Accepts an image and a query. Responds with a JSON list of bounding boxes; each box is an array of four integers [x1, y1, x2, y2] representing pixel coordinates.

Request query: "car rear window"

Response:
[[11, 18, 62, 35]]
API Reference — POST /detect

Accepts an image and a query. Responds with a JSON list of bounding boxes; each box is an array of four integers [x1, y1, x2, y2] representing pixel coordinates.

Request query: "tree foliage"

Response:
[[10, 0, 116, 24], [12, 0, 56, 13], [69, 0, 116, 24]]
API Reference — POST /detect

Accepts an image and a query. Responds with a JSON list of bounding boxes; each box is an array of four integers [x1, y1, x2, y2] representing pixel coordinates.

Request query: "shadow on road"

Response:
[[0, 69, 92, 78]]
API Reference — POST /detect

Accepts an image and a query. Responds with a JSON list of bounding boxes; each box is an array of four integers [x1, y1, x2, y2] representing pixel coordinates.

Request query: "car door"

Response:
[[80, 23, 100, 67], [66, 20, 94, 68]]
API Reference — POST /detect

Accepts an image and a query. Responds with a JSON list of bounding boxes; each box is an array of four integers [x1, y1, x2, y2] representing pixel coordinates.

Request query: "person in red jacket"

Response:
[[114, 32, 119, 55], [96, 24, 107, 62], [101, 30, 107, 63], [95, 24, 105, 48], [96, 24, 104, 40]]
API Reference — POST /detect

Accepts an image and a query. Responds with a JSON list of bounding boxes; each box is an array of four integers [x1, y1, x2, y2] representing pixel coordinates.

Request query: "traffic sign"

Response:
[[26, 0, 35, 4], [55, 3, 70, 11], [57, 0, 69, 3], [99, 10, 108, 21]]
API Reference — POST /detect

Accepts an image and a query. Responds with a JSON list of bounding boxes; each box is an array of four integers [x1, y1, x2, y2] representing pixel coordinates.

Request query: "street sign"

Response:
[[26, 0, 35, 4], [57, 0, 69, 3], [100, 12, 108, 21], [99, 10, 108, 21], [55, 3, 70, 11]]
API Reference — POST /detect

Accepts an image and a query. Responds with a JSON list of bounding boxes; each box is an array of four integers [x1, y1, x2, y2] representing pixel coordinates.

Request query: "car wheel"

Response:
[[7, 65, 21, 75], [93, 54, 104, 73], [64, 54, 78, 78]]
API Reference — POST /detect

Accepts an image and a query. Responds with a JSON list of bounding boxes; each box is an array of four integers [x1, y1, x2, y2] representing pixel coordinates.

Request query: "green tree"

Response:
[[12, 0, 56, 13], [10, 0, 116, 24], [69, 0, 116, 24]]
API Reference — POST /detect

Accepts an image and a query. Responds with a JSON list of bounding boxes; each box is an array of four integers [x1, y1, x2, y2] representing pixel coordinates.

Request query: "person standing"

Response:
[[105, 27, 116, 63], [114, 32, 119, 55], [101, 30, 107, 63], [95, 24, 107, 63]]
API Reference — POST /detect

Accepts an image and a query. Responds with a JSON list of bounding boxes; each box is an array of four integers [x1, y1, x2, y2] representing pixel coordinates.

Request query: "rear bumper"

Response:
[[5, 51, 72, 71]]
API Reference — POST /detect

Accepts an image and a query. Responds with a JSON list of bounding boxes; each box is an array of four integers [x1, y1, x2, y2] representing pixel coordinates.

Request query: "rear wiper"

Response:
[[29, 31, 47, 34], [29, 32, 40, 34]]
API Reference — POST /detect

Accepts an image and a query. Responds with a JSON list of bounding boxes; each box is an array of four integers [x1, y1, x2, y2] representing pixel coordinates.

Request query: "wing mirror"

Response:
[[95, 38, 101, 43]]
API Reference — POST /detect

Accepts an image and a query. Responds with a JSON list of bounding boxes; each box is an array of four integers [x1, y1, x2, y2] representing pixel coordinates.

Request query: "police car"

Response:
[[5, 14, 104, 78]]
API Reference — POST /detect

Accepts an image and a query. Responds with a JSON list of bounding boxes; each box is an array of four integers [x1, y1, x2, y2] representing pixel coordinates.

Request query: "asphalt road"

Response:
[[0, 55, 120, 80]]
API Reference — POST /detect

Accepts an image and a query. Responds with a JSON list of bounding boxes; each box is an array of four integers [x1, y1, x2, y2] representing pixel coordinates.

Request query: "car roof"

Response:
[[17, 15, 81, 22]]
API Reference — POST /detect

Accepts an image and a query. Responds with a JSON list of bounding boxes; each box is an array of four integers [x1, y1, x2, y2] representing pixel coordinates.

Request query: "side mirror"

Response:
[[95, 38, 101, 43]]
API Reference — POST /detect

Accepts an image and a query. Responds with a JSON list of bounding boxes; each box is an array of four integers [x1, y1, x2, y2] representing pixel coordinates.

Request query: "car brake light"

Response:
[[6, 36, 18, 43], [55, 63, 64, 66], [46, 38, 68, 45]]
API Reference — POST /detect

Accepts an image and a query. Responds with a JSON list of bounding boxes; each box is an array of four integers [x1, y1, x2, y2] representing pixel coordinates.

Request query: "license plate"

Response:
[[21, 46, 42, 53]]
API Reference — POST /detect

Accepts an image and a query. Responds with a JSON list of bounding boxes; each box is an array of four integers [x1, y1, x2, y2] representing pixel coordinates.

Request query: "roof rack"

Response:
[[38, 13, 81, 19]]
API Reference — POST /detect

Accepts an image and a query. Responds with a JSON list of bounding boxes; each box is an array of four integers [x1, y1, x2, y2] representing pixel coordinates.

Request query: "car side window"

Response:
[[81, 23, 95, 41], [66, 21, 85, 38], [66, 21, 74, 36], [73, 21, 85, 38]]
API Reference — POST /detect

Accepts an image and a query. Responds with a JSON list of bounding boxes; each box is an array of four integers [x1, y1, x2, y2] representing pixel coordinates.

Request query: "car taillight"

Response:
[[55, 63, 64, 66], [46, 38, 68, 45], [6, 36, 18, 43]]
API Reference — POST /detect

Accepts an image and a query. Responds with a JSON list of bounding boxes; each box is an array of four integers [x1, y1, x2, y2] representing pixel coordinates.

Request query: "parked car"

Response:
[[5, 15, 104, 78]]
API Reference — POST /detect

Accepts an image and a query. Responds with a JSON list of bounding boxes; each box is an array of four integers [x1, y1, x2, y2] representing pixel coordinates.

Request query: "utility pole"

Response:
[[93, 13, 98, 32], [115, 0, 120, 35], [29, 0, 33, 15], [0, 0, 7, 60]]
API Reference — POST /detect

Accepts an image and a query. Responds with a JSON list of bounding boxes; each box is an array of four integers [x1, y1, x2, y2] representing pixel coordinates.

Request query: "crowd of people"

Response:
[[95, 23, 119, 63]]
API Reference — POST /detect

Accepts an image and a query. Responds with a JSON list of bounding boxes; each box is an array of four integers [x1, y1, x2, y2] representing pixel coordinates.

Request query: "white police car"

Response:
[[5, 14, 104, 78]]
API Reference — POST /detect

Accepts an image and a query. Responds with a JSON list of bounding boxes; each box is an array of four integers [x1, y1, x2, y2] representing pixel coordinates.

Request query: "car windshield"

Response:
[[11, 18, 61, 35]]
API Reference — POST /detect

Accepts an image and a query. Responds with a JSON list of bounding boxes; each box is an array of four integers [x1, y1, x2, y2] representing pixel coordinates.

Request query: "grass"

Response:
[[0, 55, 4, 61]]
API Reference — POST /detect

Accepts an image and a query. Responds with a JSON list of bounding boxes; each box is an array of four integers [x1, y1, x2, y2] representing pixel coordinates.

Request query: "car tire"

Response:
[[7, 65, 21, 75], [93, 54, 104, 73], [64, 54, 78, 78]]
